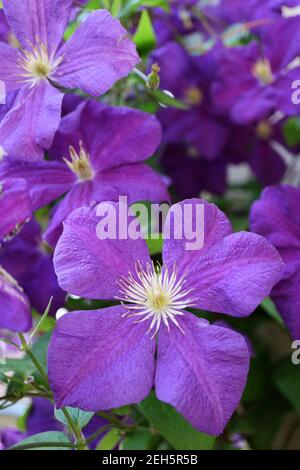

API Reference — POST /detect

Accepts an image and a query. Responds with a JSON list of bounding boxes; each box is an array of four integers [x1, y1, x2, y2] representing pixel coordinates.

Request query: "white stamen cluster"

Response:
[[117, 262, 196, 338], [18, 40, 62, 87]]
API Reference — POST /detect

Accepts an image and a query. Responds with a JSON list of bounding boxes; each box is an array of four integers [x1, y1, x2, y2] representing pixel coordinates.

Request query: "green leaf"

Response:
[[0, 371, 9, 384], [151, 89, 189, 110], [273, 357, 300, 415], [139, 393, 215, 450], [133, 10, 156, 55], [96, 428, 120, 450], [283, 117, 300, 148], [121, 429, 158, 450], [10, 432, 72, 450], [55, 406, 94, 430], [120, 0, 169, 18], [261, 297, 284, 326], [29, 297, 53, 342]]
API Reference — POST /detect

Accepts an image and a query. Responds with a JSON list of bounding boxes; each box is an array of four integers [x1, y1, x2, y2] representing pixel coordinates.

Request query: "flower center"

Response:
[[185, 86, 203, 105], [252, 58, 274, 85], [117, 262, 196, 338], [256, 120, 273, 140], [18, 41, 62, 86], [63, 142, 95, 182]]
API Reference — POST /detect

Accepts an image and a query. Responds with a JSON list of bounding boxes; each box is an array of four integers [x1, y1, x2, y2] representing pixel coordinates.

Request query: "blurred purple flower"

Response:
[[152, 42, 229, 160], [0, 219, 66, 316], [48, 199, 283, 435], [212, 18, 300, 124]]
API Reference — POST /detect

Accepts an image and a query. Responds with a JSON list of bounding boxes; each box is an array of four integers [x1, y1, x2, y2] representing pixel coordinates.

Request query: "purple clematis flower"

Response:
[[212, 18, 300, 124], [0, 0, 139, 161], [48, 199, 283, 435], [152, 42, 229, 160], [0, 178, 31, 240], [0, 219, 65, 315], [250, 184, 300, 339], [0, 101, 169, 246], [225, 119, 287, 186]]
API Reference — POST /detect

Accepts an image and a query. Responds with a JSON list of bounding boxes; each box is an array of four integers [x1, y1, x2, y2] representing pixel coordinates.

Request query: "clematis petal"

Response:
[[0, 178, 31, 240], [43, 181, 118, 247], [0, 81, 63, 161], [3, 0, 73, 55], [54, 10, 139, 96], [184, 231, 283, 317], [48, 306, 155, 410], [0, 41, 20, 92], [53, 204, 151, 299], [0, 267, 31, 332], [271, 265, 300, 340], [250, 185, 300, 274], [162, 198, 232, 275], [155, 313, 249, 436], [49, 101, 162, 171], [95, 163, 170, 204], [0, 158, 74, 210]]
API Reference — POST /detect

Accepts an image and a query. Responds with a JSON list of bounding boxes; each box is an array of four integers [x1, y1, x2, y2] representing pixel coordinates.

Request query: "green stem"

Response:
[[18, 333, 48, 384], [85, 424, 113, 445], [18, 333, 86, 450]]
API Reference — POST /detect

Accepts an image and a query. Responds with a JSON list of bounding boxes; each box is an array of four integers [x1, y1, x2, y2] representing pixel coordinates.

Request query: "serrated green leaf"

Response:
[[139, 393, 215, 450]]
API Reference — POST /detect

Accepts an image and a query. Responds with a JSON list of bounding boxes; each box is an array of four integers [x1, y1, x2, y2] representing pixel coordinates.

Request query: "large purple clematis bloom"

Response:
[[48, 199, 283, 435], [0, 219, 65, 315], [212, 18, 300, 124], [0, 0, 139, 161], [250, 185, 300, 339], [0, 101, 169, 246]]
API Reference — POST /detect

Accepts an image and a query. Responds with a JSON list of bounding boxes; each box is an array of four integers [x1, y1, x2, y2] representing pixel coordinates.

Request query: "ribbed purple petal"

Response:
[[184, 232, 283, 317], [272, 266, 300, 340], [156, 313, 249, 436], [54, 10, 139, 96], [163, 198, 232, 275], [250, 185, 300, 273], [48, 306, 155, 410], [44, 181, 118, 247], [0, 178, 31, 240], [0, 267, 31, 332], [3, 0, 73, 54], [0, 82, 63, 161], [0, 159, 74, 210], [53, 204, 150, 299], [0, 41, 20, 92], [49, 101, 162, 171]]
